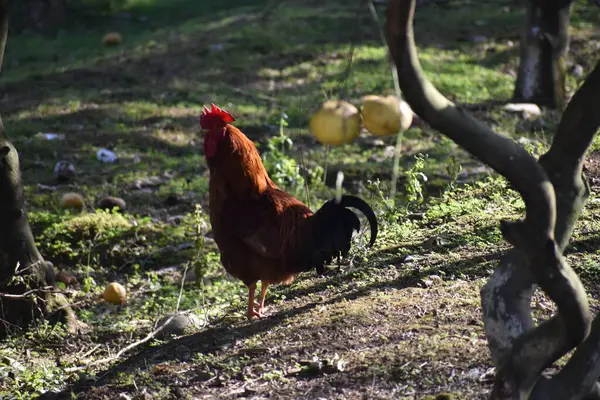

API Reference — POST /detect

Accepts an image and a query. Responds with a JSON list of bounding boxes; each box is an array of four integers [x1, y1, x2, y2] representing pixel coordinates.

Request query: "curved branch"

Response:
[[0, 0, 7, 75], [386, 0, 555, 247], [531, 61, 600, 399], [548, 61, 600, 164], [533, 314, 600, 399], [385, 0, 591, 397], [539, 60, 600, 249]]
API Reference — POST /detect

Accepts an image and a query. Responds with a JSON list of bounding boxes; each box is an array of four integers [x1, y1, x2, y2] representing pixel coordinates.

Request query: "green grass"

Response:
[[1, 0, 600, 398]]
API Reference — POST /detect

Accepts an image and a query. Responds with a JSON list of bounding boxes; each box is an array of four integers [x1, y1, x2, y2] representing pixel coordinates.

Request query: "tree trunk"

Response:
[[386, 0, 600, 398], [0, 0, 77, 338], [513, 0, 572, 109]]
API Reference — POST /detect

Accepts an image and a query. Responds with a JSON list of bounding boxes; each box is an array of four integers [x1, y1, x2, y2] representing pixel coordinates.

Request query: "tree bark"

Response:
[[513, 0, 572, 109], [0, 0, 77, 337], [386, 0, 600, 398]]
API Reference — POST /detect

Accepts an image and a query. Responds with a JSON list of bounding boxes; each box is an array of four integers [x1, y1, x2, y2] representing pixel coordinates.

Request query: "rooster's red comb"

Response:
[[200, 103, 236, 128]]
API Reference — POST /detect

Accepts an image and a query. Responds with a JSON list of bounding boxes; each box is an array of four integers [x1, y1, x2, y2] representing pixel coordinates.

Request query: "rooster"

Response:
[[200, 104, 378, 320]]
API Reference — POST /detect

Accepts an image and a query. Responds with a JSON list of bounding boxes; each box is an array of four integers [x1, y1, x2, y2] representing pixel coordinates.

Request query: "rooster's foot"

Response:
[[247, 309, 265, 320]]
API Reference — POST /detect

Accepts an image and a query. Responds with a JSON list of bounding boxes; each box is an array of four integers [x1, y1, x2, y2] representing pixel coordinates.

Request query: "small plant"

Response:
[[405, 153, 429, 206], [191, 204, 211, 284], [445, 155, 463, 193], [365, 179, 403, 230], [261, 113, 305, 194], [519, 135, 549, 158], [261, 113, 324, 199]]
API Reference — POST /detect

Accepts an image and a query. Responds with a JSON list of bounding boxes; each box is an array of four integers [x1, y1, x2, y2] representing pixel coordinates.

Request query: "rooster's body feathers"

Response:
[[201, 104, 377, 319]]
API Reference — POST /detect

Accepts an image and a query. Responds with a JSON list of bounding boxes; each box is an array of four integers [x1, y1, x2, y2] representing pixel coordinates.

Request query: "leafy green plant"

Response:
[[192, 204, 211, 284], [405, 153, 429, 206], [366, 179, 397, 226], [261, 113, 323, 198], [445, 155, 463, 193], [519, 135, 549, 159]]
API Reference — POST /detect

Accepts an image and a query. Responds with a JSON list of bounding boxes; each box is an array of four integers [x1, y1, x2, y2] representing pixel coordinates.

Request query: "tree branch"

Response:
[[539, 60, 600, 249], [385, 0, 591, 397], [0, 0, 7, 139], [531, 314, 600, 399], [0, 0, 7, 75], [386, 0, 555, 246], [527, 61, 600, 399]]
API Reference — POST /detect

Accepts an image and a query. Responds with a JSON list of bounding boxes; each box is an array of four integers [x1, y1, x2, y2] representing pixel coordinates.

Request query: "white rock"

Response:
[[34, 132, 65, 141], [503, 103, 542, 118], [97, 148, 118, 163]]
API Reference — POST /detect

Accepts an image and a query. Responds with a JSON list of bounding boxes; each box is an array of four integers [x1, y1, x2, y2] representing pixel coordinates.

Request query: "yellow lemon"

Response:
[[103, 282, 127, 305], [310, 100, 362, 145], [102, 32, 123, 46], [61, 192, 85, 210], [361, 95, 413, 136]]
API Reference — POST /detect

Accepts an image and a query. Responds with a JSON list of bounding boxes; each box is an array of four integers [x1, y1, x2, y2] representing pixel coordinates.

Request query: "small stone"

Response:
[[34, 132, 65, 141], [209, 44, 224, 52], [570, 64, 584, 78], [471, 35, 487, 43], [96, 148, 118, 163], [503, 103, 542, 119], [404, 254, 424, 262], [421, 274, 444, 288], [56, 271, 78, 286], [97, 196, 127, 212], [166, 215, 185, 225], [423, 236, 442, 249], [156, 313, 202, 339], [164, 194, 181, 206], [467, 367, 483, 380], [54, 161, 76, 182], [382, 145, 396, 159]]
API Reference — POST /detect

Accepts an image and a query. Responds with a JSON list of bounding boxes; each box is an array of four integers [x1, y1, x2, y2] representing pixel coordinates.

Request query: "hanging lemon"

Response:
[[310, 100, 362, 145], [361, 95, 413, 136], [103, 282, 127, 305]]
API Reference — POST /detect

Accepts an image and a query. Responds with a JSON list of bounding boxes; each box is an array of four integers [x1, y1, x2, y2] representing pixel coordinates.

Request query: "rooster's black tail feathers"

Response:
[[305, 195, 378, 275]]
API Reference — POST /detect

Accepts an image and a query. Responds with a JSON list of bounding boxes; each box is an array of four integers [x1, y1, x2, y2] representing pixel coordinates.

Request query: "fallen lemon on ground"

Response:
[[103, 282, 127, 304], [361, 95, 413, 136], [310, 100, 362, 145], [61, 192, 85, 210], [102, 32, 123, 46]]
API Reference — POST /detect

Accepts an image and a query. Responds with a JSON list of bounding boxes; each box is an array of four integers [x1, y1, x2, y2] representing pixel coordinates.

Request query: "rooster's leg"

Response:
[[247, 283, 264, 320], [257, 281, 269, 313]]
